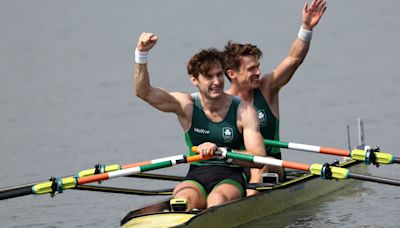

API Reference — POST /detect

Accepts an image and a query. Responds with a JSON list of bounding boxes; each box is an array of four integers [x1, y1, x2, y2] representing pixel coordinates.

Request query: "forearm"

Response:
[[268, 29, 311, 90], [134, 62, 152, 99], [288, 33, 311, 66]]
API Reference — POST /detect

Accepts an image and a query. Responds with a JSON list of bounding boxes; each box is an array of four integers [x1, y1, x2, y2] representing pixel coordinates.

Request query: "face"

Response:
[[192, 63, 225, 100], [236, 55, 261, 89]]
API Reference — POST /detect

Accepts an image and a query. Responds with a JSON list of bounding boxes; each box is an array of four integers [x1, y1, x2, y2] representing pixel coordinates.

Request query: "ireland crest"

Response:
[[222, 127, 233, 141], [257, 109, 267, 126]]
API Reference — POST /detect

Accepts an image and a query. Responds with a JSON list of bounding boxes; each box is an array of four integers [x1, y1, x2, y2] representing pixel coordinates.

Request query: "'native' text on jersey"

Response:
[[185, 93, 245, 166], [253, 89, 280, 155]]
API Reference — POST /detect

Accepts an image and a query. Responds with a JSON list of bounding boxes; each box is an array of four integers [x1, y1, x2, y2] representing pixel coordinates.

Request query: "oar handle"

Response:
[[191, 146, 216, 156], [186, 154, 212, 162]]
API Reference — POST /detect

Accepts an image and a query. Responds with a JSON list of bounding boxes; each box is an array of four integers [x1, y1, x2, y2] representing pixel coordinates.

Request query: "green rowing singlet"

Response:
[[253, 89, 280, 155], [185, 93, 245, 166]]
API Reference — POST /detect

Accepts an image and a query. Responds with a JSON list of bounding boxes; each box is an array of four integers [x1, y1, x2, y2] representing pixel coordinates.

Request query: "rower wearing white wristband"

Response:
[[298, 26, 313, 42], [134, 32, 157, 64], [223, 0, 327, 196], [135, 48, 148, 64]]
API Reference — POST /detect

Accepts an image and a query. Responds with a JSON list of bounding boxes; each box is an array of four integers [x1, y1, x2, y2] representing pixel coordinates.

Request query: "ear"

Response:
[[190, 75, 198, 86], [226, 69, 237, 80]]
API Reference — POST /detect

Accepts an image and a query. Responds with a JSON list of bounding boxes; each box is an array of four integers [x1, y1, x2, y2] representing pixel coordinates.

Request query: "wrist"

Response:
[[298, 26, 313, 42], [301, 23, 312, 31], [135, 48, 148, 64]]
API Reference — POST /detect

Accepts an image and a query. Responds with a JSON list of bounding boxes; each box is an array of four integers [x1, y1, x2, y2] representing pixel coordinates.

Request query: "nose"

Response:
[[212, 75, 222, 85]]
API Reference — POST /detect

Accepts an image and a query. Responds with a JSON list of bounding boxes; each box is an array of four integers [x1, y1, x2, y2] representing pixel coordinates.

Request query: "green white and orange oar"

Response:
[[0, 155, 189, 200], [0, 154, 210, 200], [264, 139, 400, 166], [77, 154, 198, 178], [192, 147, 400, 187]]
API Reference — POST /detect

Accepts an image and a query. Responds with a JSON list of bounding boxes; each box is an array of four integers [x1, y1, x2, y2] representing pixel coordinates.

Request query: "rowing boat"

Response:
[[2, 119, 398, 227], [120, 158, 366, 228]]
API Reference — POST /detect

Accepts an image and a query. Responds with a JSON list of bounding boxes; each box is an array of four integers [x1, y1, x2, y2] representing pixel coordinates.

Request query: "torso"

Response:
[[252, 88, 280, 154], [185, 93, 245, 166]]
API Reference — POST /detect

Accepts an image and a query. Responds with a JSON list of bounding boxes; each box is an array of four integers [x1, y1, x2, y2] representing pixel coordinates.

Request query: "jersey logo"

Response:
[[222, 127, 233, 141], [194, 127, 210, 134], [257, 109, 267, 126]]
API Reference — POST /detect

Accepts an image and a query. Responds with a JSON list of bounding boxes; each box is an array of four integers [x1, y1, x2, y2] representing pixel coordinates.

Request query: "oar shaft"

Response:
[[0, 186, 32, 201], [264, 139, 398, 165], [264, 139, 350, 156], [221, 148, 311, 171], [219, 148, 400, 187], [78, 155, 205, 185], [348, 173, 400, 186], [1, 154, 207, 200], [74, 185, 174, 196]]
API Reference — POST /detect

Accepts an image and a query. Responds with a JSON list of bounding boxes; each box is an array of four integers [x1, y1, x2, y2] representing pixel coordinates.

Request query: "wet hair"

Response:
[[187, 48, 224, 79], [223, 41, 263, 80]]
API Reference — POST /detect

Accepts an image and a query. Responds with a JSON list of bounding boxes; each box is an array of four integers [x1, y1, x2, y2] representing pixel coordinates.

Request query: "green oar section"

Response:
[[217, 148, 400, 187], [264, 139, 399, 165]]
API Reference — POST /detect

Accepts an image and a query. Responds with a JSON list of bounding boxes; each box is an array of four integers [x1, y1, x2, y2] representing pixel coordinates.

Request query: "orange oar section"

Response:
[[78, 173, 109, 184], [319, 147, 350, 156], [187, 154, 212, 162], [281, 160, 310, 171], [122, 161, 152, 169]]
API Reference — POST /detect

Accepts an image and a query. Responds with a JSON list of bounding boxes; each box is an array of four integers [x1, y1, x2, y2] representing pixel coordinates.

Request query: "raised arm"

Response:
[[261, 0, 327, 94], [134, 32, 189, 116]]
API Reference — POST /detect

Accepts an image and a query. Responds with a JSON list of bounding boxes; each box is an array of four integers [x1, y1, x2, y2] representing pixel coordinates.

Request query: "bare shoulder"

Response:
[[237, 98, 257, 120], [260, 72, 274, 94], [171, 92, 194, 116], [170, 92, 193, 103]]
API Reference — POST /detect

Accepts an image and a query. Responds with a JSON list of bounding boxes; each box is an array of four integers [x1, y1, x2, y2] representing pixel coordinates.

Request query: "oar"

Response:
[[125, 173, 184, 181], [0, 154, 209, 200], [264, 139, 400, 166], [74, 185, 174, 196], [0, 154, 190, 199], [192, 147, 400, 187]]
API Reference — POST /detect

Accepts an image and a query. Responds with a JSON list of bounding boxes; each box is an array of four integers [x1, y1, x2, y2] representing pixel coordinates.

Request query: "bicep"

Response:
[[239, 103, 266, 157], [143, 88, 186, 115], [261, 57, 298, 95]]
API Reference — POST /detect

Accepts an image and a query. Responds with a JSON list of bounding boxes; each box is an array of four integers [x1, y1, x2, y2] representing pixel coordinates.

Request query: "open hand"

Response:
[[302, 0, 327, 30]]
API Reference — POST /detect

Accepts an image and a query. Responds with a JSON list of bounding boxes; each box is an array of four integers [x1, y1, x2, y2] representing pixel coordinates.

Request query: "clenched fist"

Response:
[[136, 32, 158, 52]]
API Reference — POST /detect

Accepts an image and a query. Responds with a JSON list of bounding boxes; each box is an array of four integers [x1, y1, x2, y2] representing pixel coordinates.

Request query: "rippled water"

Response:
[[1, 0, 399, 227]]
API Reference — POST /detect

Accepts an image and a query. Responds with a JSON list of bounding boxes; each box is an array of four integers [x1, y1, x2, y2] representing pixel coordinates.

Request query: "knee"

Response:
[[207, 193, 228, 207]]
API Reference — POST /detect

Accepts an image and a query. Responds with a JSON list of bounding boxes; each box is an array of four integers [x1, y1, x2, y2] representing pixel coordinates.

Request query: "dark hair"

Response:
[[223, 41, 262, 80], [187, 48, 224, 78]]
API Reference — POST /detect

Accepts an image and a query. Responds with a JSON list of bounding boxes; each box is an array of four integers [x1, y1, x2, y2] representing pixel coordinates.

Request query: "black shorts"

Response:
[[184, 164, 247, 197]]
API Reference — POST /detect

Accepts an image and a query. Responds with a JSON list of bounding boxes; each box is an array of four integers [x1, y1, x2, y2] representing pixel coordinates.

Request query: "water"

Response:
[[1, 0, 399, 227]]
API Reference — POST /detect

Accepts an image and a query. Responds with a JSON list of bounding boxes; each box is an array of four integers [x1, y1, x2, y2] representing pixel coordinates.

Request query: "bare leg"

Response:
[[207, 183, 242, 208], [173, 181, 206, 211]]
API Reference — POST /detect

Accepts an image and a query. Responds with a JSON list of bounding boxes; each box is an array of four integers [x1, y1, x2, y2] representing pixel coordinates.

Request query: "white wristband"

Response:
[[135, 48, 148, 64], [298, 26, 313, 42]]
